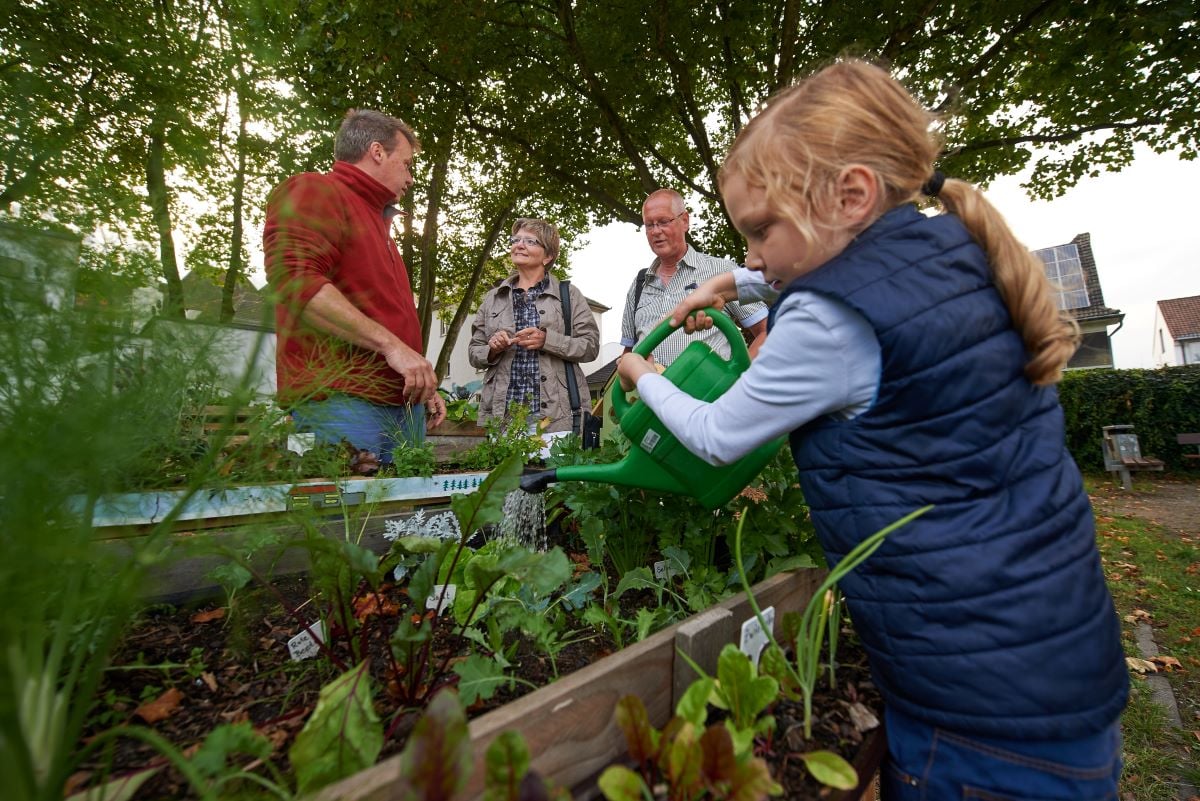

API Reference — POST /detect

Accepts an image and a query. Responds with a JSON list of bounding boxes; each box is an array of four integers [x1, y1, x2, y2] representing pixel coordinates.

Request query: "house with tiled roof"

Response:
[[1152, 295, 1200, 366], [1032, 233, 1123, 370]]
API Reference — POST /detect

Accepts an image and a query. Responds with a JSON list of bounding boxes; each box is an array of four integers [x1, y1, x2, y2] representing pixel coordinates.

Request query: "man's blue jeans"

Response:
[[289, 394, 426, 465], [881, 706, 1122, 800]]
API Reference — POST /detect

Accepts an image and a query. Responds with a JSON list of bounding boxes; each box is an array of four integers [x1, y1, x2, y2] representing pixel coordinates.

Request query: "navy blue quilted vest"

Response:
[[772, 204, 1127, 739]]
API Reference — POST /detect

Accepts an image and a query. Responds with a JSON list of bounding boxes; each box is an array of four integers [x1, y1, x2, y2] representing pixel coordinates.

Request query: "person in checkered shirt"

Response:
[[620, 189, 767, 367]]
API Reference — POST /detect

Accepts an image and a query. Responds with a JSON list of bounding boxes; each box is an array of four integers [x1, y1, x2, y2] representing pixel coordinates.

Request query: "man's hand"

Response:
[[617, 352, 657, 392], [382, 344, 439, 405], [514, 326, 546, 351]]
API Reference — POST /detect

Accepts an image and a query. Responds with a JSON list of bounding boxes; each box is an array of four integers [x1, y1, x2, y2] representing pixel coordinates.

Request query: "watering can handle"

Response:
[[610, 307, 750, 422]]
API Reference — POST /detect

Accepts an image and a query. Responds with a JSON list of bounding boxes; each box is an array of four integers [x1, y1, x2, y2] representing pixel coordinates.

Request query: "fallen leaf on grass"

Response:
[[1149, 655, 1183, 672], [134, 687, 184, 723], [1125, 609, 1152, 624], [1125, 657, 1158, 674], [191, 608, 226, 623]]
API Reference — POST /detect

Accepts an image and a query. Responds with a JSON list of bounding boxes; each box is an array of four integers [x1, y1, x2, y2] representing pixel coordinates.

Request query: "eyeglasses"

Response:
[[509, 235, 544, 248], [643, 211, 686, 231]]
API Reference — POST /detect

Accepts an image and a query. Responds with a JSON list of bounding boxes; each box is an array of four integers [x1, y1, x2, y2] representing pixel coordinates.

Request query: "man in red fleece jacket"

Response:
[[264, 110, 445, 465]]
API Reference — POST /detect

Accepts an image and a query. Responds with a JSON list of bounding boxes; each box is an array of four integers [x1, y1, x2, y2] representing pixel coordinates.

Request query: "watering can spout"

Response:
[[519, 469, 558, 494]]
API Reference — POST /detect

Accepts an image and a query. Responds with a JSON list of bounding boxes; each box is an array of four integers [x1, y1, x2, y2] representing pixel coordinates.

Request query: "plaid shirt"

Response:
[[505, 275, 550, 415], [620, 246, 768, 366]]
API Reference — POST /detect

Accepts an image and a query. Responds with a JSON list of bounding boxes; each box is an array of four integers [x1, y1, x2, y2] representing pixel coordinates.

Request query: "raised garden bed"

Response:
[[308, 568, 886, 801]]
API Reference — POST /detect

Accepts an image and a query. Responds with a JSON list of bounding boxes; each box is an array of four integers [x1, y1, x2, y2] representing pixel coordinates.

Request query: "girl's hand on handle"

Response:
[[617, 353, 657, 392], [668, 273, 737, 333]]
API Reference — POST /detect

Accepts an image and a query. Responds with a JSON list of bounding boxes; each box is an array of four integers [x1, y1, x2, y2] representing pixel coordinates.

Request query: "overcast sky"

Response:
[[569, 145, 1199, 369]]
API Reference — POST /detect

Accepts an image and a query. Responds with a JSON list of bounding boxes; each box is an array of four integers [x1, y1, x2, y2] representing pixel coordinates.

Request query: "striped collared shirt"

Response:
[[620, 246, 768, 366]]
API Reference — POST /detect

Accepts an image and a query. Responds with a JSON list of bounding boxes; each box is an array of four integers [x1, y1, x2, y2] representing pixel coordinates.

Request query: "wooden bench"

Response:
[[1101, 425, 1164, 490], [1178, 432, 1200, 461]]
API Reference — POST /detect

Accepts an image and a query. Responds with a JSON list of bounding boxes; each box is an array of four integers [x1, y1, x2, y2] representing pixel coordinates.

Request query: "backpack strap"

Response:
[[631, 268, 649, 342]]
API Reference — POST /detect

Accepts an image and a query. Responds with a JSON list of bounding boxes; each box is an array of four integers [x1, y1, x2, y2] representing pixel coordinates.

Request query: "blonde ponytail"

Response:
[[935, 180, 1080, 385]]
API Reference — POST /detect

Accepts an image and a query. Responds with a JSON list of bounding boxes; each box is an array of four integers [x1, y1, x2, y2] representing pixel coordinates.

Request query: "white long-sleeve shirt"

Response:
[[635, 268, 881, 465]]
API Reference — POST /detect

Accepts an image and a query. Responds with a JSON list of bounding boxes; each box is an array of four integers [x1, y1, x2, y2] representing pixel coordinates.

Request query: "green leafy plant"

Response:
[[455, 403, 543, 470], [597, 674, 784, 801], [736, 506, 932, 740]]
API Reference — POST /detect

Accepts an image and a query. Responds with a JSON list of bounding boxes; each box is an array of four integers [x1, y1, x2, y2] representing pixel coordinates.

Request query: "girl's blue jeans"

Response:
[[880, 706, 1122, 800], [289, 394, 426, 465]]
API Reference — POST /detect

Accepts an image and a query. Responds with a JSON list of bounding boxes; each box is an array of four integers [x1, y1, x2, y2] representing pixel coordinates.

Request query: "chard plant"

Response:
[[597, 656, 785, 801], [735, 505, 933, 740]]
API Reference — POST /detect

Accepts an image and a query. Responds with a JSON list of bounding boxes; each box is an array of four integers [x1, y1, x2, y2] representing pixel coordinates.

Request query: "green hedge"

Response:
[[1058, 365, 1200, 473]]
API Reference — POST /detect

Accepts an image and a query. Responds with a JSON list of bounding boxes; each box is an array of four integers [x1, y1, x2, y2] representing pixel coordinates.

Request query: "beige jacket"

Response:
[[468, 274, 600, 433]]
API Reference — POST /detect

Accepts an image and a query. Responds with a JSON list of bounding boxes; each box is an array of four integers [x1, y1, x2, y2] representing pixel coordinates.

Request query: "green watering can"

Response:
[[519, 308, 785, 510]]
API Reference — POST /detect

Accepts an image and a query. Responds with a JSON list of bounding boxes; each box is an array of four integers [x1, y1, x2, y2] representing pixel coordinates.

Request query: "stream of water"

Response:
[[495, 488, 547, 551]]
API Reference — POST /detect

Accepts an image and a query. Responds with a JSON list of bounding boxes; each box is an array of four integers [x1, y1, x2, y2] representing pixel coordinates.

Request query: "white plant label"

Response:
[[426, 583, 457, 615], [653, 559, 680, 582], [287, 620, 325, 662], [739, 606, 775, 668], [287, 433, 316, 456]]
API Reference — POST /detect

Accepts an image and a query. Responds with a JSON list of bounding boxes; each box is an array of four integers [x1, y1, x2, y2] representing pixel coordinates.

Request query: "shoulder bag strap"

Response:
[[631, 268, 649, 343], [559, 281, 583, 432]]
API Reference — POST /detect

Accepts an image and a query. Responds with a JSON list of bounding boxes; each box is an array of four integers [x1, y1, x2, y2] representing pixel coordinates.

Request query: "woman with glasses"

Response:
[[469, 218, 600, 450]]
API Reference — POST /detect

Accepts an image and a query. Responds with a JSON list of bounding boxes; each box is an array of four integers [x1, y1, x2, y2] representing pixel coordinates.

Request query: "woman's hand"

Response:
[[488, 330, 514, 357], [514, 326, 546, 351], [668, 274, 737, 332], [617, 352, 657, 392]]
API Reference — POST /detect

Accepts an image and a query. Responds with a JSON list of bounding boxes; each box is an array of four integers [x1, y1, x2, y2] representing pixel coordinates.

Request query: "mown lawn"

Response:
[[1090, 477, 1200, 801]]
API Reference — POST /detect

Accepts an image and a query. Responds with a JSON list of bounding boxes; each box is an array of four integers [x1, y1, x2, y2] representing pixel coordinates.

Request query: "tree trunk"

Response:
[[417, 135, 453, 349], [221, 85, 250, 323], [435, 201, 514, 379], [145, 108, 185, 319]]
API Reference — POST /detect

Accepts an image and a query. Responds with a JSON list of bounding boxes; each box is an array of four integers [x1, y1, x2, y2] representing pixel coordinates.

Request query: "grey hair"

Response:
[[644, 188, 686, 215], [334, 109, 421, 162]]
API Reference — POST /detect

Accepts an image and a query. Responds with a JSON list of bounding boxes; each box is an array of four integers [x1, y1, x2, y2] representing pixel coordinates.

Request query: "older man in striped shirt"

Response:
[[621, 189, 767, 366]]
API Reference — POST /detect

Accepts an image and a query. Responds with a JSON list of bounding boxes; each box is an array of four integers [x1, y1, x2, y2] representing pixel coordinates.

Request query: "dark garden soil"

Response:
[[75, 566, 881, 800], [765, 635, 882, 800]]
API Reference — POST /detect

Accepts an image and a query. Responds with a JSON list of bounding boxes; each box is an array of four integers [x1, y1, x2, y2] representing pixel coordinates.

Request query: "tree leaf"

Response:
[[289, 661, 382, 796]]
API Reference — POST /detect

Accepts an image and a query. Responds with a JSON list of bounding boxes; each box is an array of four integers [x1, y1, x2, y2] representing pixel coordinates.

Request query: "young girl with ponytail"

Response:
[[618, 59, 1127, 799]]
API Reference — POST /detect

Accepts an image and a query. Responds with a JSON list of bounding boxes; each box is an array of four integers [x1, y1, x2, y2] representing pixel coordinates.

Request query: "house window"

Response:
[[1034, 244, 1090, 311]]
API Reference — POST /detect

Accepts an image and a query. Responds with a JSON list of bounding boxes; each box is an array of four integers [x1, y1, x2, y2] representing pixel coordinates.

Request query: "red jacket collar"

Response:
[[332, 161, 396, 210]]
